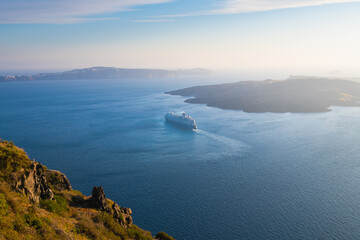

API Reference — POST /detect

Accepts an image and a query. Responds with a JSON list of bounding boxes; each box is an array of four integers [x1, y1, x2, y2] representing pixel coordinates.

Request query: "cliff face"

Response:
[[14, 162, 54, 203], [0, 139, 174, 240]]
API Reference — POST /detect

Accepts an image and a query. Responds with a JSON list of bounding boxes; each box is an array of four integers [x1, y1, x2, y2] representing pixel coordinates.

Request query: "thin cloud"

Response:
[[0, 0, 171, 24], [217, 0, 360, 13], [133, 19, 174, 23], [1, 0, 359, 24], [158, 0, 360, 18]]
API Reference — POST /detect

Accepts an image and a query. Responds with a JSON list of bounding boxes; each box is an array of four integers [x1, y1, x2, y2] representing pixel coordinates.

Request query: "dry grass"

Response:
[[0, 139, 175, 240]]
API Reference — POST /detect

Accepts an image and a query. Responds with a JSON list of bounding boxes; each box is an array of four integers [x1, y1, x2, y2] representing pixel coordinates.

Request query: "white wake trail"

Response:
[[194, 129, 246, 149]]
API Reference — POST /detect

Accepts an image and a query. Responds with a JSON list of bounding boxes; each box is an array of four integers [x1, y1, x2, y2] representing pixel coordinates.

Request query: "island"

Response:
[[0, 139, 174, 240], [166, 76, 360, 113], [0, 67, 212, 82]]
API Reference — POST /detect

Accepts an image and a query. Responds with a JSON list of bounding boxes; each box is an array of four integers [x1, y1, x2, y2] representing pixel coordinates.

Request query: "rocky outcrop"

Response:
[[14, 162, 54, 203], [89, 186, 112, 212], [113, 202, 133, 226], [45, 169, 72, 191], [88, 186, 133, 226], [0, 139, 174, 239], [13, 166, 132, 226]]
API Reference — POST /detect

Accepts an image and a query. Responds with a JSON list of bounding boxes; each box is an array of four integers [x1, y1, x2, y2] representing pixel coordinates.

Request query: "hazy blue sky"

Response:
[[1, 0, 360, 75]]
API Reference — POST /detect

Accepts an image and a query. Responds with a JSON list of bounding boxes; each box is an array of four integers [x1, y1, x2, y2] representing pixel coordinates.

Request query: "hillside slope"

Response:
[[0, 139, 174, 240]]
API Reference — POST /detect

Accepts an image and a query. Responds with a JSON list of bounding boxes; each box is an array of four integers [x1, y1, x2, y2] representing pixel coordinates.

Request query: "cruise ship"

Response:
[[165, 112, 197, 129]]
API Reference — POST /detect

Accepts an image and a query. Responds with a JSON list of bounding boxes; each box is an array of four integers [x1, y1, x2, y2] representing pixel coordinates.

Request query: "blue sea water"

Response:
[[1, 78, 360, 239]]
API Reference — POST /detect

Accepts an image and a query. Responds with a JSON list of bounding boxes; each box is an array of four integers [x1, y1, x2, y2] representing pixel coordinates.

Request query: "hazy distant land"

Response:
[[0, 66, 212, 82], [167, 77, 360, 113]]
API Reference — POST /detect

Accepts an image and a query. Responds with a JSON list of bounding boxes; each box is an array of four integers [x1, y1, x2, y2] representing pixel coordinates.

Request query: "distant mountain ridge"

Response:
[[0, 67, 213, 82]]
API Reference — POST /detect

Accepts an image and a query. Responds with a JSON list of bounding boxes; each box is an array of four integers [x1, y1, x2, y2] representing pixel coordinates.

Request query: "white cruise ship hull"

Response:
[[165, 112, 197, 129]]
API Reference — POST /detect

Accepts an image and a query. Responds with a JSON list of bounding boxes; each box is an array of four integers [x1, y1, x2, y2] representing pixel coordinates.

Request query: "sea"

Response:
[[1, 76, 360, 239]]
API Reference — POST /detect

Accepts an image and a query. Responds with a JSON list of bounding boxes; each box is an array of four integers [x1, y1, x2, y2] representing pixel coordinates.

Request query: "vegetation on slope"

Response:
[[0, 139, 173, 240], [0, 140, 31, 180]]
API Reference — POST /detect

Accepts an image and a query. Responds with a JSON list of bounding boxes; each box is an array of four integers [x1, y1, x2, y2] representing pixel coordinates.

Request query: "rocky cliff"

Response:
[[0, 139, 174, 240], [14, 162, 54, 203]]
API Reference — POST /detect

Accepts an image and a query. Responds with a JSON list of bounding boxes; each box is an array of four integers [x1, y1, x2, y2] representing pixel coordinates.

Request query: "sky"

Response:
[[1, 0, 360, 76]]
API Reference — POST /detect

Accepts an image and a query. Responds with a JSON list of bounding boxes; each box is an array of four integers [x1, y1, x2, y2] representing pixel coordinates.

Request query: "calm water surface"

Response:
[[1, 78, 360, 239]]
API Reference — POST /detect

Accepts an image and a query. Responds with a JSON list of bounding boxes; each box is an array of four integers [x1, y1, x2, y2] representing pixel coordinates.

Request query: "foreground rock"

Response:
[[88, 186, 133, 226], [14, 162, 54, 203], [0, 139, 173, 239], [12, 161, 133, 227]]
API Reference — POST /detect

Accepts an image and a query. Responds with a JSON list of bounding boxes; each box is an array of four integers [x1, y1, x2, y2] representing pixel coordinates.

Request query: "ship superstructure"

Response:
[[165, 112, 197, 129]]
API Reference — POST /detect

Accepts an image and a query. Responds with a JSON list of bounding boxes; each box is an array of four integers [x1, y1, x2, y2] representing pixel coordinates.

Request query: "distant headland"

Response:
[[166, 76, 360, 113], [0, 66, 213, 82]]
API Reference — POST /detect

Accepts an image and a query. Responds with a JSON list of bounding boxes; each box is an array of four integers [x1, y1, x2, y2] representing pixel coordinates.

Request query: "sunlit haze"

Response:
[[1, 0, 360, 77]]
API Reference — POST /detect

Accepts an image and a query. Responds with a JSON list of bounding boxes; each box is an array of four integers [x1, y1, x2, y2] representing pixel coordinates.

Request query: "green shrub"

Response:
[[93, 212, 126, 239], [12, 217, 26, 233], [0, 139, 31, 179], [0, 184, 21, 212], [40, 195, 68, 215], [24, 212, 43, 230], [0, 193, 8, 214], [73, 218, 99, 240], [127, 225, 153, 240], [0, 214, 15, 231], [155, 232, 175, 240]]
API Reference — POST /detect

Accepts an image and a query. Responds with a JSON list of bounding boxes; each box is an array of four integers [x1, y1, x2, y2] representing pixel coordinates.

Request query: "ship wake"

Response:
[[194, 129, 247, 149]]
